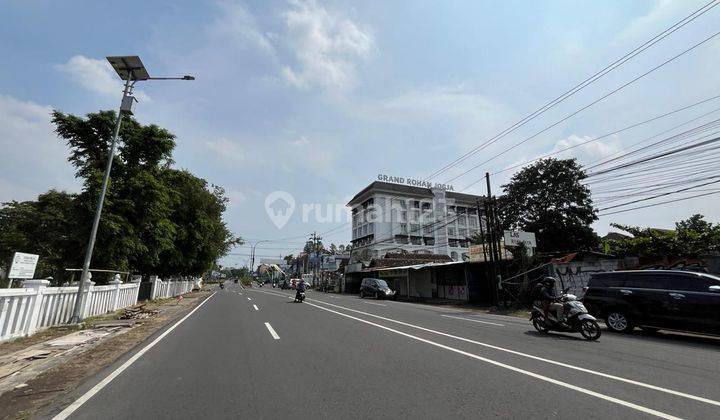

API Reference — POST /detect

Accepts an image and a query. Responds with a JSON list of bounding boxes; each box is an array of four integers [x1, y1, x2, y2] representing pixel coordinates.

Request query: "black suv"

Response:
[[583, 270, 720, 335], [360, 278, 396, 300]]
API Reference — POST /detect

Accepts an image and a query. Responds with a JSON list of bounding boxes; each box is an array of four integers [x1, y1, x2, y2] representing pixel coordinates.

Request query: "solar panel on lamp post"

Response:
[[69, 56, 194, 323]]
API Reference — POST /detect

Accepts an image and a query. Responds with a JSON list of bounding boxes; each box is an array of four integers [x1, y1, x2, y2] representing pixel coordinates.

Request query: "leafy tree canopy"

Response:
[[1, 110, 241, 283], [498, 158, 598, 253]]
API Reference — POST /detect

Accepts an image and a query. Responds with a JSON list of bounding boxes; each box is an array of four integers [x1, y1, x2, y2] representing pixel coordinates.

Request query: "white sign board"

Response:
[[9, 252, 39, 279], [503, 231, 537, 248]]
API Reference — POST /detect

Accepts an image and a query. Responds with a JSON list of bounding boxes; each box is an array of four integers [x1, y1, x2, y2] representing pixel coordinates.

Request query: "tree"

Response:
[[0, 110, 241, 282], [329, 243, 338, 254], [283, 254, 295, 266], [0, 191, 80, 283], [605, 214, 720, 257], [499, 158, 598, 253]]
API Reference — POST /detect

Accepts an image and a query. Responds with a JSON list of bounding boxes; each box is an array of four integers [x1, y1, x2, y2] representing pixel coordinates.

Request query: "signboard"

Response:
[[503, 231, 537, 248], [377, 174, 454, 191], [469, 244, 513, 261], [8, 252, 39, 279]]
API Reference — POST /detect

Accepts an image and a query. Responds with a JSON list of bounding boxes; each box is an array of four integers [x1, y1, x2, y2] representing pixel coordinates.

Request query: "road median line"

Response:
[[264, 322, 280, 340]]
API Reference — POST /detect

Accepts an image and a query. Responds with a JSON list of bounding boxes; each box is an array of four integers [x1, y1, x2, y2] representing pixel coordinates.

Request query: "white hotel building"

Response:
[[348, 181, 485, 261]]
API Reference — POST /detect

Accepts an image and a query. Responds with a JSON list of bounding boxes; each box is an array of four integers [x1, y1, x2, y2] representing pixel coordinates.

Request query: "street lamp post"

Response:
[[69, 56, 194, 323], [250, 240, 271, 280]]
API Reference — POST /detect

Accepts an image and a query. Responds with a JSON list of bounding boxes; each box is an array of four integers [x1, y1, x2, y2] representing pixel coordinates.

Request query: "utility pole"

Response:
[[486, 172, 500, 305], [309, 232, 322, 288], [475, 198, 488, 262]]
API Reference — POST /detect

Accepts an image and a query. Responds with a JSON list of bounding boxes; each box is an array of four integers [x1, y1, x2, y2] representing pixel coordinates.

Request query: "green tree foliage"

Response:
[[605, 214, 720, 257], [0, 110, 241, 282], [498, 158, 598, 252]]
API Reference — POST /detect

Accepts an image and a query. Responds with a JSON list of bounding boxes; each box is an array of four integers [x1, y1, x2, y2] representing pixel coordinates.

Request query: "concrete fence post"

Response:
[[81, 280, 96, 319], [150, 276, 160, 300], [110, 278, 122, 311], [131, 276, 142, 305], [23, 279, 50, 336]]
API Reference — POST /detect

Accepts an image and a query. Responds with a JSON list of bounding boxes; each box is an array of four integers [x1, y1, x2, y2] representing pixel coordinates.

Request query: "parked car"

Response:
[[360, 278, 396, 300], [582, 270, 720, 335]]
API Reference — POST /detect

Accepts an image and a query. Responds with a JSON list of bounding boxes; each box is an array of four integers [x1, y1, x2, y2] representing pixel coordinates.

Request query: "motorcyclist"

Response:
[[296, 278, 307, 301], [539, 277, 564, 323]]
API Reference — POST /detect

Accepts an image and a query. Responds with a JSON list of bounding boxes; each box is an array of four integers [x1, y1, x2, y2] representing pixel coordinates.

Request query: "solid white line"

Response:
[[363, 301, 387, 307], [299, 300, 679, 419], [265, 322, 280, 339], [250, 289, 720, 409], [441, 314, 505, 327], [53, 293, 217, 420], [253, 304, 259, 311]]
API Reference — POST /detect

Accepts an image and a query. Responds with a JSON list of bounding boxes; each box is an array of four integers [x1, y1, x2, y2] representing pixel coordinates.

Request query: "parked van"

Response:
[[583, 270, 720, 335]]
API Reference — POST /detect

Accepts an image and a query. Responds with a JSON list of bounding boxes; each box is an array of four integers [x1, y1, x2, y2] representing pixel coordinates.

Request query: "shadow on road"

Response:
[[606, 328, 720, 350], [523, 330, 593, 342]]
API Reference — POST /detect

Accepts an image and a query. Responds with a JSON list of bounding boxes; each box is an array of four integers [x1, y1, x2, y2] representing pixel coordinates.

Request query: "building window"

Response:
[[412, 200, 420, 209], [457, 206, 467, 214], [447, 227, 456, 236], [411, 236, 422, 245], [422, 202, 432, 211], [450, 251, 458, 261], [458, 217, 467, 227], [424, 237, 435, 246], [459, 240, 468, 248], [399, 223, 408, 234], [469, 217, 477, 227], [362, 225, 367, 236], [395, 235, 409, 244], [368, 223, 374, 233], [449, 239, 458, 248], [459, 228, 467, 237], [447, 205, 456, 214], [410, 223, 420, 234]]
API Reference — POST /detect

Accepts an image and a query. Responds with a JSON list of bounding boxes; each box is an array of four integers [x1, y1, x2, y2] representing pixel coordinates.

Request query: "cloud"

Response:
[[209, 0, 275, 54], [55, 55, 151, 102], [551, 134, 622, 164], [280, 0, 374, 91], [615, 0, 687, 43], [0, 94, 79, 202], [225, 187, 248, 208], [290, 136, 310, 146], [206, 137, 245, 161]]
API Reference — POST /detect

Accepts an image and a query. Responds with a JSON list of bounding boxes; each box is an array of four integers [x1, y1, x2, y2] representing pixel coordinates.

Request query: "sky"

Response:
[[1, 0, 720, 268]]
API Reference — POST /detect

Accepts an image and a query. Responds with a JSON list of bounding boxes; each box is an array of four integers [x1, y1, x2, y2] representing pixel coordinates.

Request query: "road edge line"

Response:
[[52, 292, 217, 420], [250, 289, 720, 409]]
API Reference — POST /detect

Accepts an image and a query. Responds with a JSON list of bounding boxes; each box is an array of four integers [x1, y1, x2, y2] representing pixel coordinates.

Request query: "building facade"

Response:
[[348, 181, 486, 261]]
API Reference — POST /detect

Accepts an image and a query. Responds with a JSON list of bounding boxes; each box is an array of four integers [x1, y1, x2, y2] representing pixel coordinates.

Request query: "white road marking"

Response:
[[253, 304, 259, 311], [441, 314, 504, 327], [298, 299, 679, 420], [239, 292, 243, 295], [250, 289, 720, 409], [53, 293, 217, 420], [247, 297, 252, 301], [265, 322, 280, 340], [363, 301, 387, 307]]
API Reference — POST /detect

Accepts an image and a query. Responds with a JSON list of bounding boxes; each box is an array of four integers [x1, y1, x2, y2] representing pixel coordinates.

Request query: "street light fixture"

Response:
[[70, 56, 194, 323]]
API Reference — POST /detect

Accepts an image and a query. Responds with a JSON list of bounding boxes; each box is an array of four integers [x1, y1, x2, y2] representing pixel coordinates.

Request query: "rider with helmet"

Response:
[[538, 277, 565, 323]]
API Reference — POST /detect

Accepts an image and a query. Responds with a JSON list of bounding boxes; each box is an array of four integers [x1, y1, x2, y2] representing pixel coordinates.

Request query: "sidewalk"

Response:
[[0, 290, 212, 420]]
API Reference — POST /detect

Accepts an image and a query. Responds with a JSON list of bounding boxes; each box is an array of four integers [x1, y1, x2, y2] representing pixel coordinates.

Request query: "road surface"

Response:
[[51, 284, 720, 419]]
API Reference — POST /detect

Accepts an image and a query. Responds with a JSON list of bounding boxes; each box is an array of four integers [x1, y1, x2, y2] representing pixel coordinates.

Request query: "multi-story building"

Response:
[[347, 181, 485, 261]]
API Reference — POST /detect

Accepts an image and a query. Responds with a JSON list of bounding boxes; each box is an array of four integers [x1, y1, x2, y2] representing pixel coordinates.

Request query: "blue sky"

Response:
[[2, 0, 719, 267]]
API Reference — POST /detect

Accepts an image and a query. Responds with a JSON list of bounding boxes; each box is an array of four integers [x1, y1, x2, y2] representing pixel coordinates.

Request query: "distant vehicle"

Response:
[[583, 270, 720, 335], [360, 278, 396, 299], [531, 288, 601, 341]]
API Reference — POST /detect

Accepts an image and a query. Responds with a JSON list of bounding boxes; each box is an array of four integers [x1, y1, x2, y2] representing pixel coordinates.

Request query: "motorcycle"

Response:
[[530, 288, 601, 341], [219, 283, 224, 290], [294, 291, 306, 303]]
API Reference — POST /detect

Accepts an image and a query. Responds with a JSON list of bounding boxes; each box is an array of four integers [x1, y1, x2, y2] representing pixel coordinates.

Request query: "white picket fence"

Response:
[[150, 277, 195, 300], [0, 279, 141, 342]]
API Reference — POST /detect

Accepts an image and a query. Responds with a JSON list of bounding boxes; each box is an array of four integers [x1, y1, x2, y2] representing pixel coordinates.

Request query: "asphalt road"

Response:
[[50, 284, 720, 419]]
